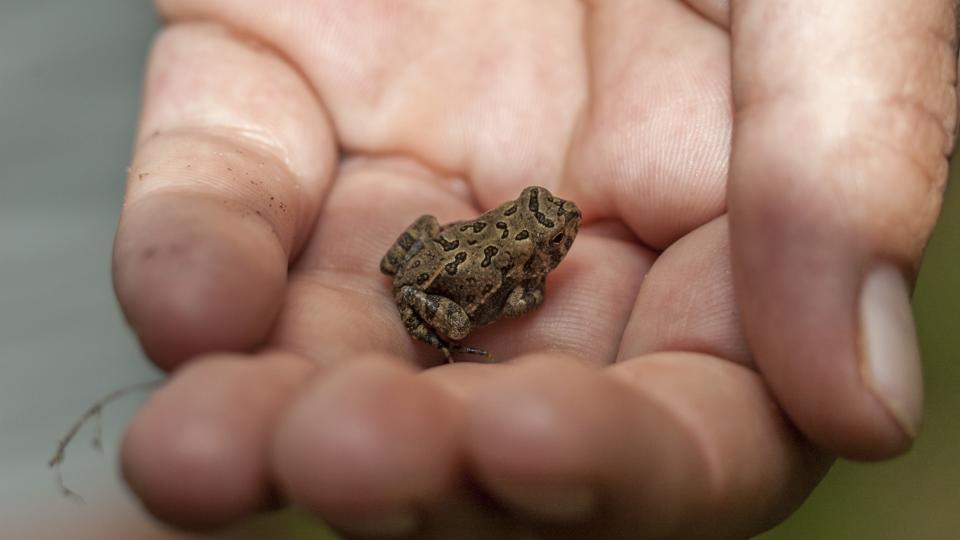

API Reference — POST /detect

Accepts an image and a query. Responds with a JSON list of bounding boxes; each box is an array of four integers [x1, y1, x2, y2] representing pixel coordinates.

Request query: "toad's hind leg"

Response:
[[396, 286, 492, 362], [398, 303, 455, 362], [380, 215, 440, 275], [448, 344, 494, 362]]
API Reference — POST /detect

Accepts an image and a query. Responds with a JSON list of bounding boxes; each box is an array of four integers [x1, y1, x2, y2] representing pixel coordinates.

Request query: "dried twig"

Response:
[[49, 379, 164, 503]]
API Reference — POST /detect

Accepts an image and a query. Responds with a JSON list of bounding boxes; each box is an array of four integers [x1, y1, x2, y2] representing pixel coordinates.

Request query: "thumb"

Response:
[[729, 0, 956, 459]]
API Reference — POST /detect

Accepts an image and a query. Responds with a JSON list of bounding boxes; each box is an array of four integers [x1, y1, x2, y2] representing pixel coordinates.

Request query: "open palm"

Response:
[[113, 1, 956, 538]]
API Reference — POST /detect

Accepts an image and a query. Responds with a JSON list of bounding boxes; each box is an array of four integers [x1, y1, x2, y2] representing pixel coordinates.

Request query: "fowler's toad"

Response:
[[380, 186, 581, 362]]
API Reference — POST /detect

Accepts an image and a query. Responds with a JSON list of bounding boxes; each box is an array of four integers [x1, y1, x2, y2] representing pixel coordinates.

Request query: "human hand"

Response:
[[114, 1, 957, 537]]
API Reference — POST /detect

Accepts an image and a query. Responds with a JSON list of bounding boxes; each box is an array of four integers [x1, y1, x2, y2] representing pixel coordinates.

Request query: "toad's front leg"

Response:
[[502, 279, 546, 317], [396, 286, 491, 362]]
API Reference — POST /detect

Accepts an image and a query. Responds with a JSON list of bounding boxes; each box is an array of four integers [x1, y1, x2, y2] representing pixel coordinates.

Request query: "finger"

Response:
[[270, 355, 463, 538], [565, 0, 731, 248], [437, 354, 828, 538], [729, 0, 957, 457], [618, 216, 751, 366], [114, 23, 336, 369], [121, 351, 315, 529]]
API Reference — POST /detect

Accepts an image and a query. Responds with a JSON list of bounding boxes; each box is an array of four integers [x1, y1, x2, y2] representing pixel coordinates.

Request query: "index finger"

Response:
[[114, 22, 336, 369]]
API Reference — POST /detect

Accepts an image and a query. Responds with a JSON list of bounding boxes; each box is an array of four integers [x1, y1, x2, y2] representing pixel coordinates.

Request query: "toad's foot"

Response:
[[449, 343, 494, 363]]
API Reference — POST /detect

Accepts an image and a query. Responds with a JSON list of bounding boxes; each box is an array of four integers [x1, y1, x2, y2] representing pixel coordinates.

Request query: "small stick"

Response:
[[49, 379, 164, 502]]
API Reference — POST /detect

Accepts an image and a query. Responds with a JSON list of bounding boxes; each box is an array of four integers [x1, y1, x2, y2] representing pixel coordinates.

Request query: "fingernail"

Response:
[[859, 264, 924, 439], [332, 508, 419, 538], [499, 485, 597, 522]]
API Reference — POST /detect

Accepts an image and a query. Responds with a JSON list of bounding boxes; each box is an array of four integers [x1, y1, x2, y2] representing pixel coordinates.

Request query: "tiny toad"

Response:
[[380, 186, 581, 362]]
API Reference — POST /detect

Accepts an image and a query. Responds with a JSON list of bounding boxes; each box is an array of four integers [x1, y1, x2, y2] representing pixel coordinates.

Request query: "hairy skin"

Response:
[[113, 1, 957, 537]]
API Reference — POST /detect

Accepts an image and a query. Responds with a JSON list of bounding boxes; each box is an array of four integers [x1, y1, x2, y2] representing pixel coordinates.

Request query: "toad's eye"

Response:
[[551, 233, 565, 244]]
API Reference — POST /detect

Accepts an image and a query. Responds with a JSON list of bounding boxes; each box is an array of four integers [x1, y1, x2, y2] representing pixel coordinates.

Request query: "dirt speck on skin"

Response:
[[138, 172, 150, 180]]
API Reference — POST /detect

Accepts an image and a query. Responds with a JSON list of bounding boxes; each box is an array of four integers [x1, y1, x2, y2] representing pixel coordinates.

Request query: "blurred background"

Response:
[[0, 1, 956, 539]]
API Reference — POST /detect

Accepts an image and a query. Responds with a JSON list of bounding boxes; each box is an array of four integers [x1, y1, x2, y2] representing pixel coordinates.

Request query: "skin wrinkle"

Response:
[[842, 134, 948, 264], [459, 3, 586, 206], [272, 283, 411, 366], [676, 0, 730, 29], [157, 18, 336, 154], [145, 24, 331, 180], [155, 4, 376, 156], [731, 4, 957, 136], [883, 32, 958, 148], [733, 96, 949, 201], [616, 216, 750, 366], [291, 270, 392, 302], [128, 133, 302, 257], [858, 129, 944, 198], [558, 0, 593, 202], [568, 0, 731, 249], [137, 24, 338, 260], [554, 234, 650, 364], [610, 85, 730, 242], [882, 91, 957, 159], [539, 294, 617, 361]]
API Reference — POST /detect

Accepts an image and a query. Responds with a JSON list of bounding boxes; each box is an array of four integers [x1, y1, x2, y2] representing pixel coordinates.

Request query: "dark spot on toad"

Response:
[[481, 246, 499, 268], [444, 252, 468, 275], [433, 236, 460, 251], [535, 213, 555, 228]]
